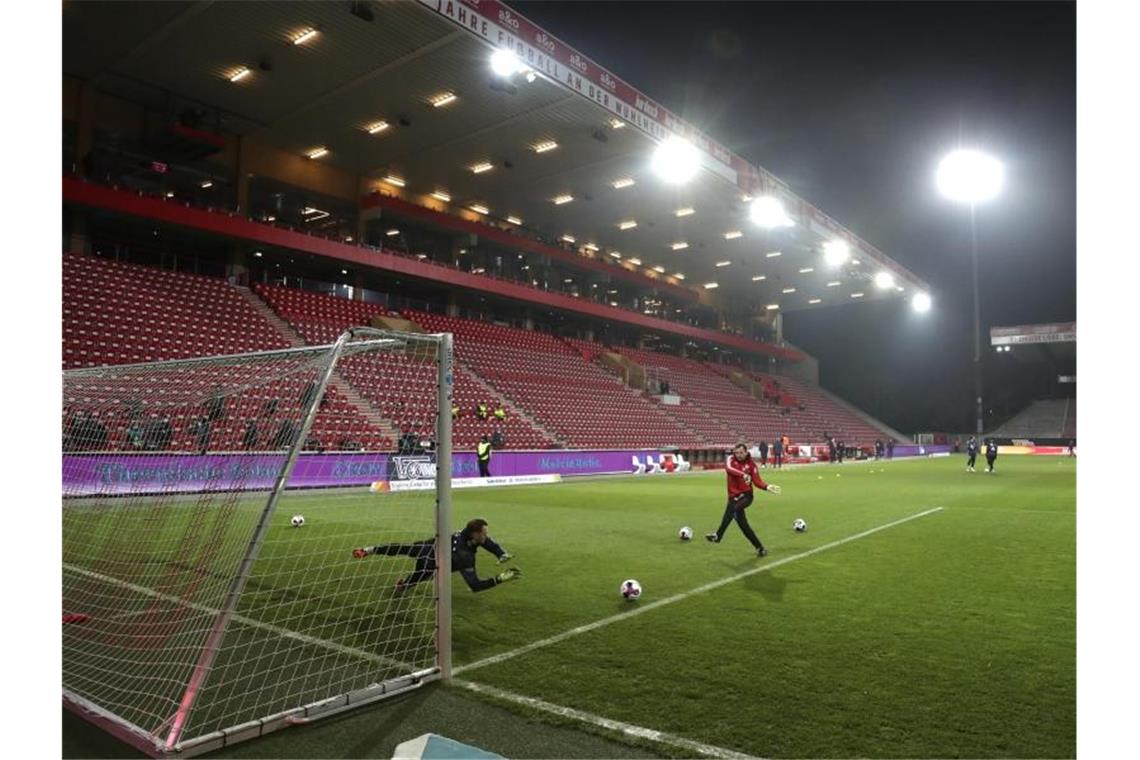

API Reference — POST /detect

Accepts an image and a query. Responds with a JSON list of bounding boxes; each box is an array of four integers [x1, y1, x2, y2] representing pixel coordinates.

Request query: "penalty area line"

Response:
[[455, 506, 944, 676], [454, 679, 760, 759]]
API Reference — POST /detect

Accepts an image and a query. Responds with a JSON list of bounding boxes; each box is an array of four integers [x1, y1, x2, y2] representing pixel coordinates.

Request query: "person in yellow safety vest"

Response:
[[493, 406, 506, 421], [476, 434, 492, 477], [476, 403, 488, 420], [451, 404, 460, 421]]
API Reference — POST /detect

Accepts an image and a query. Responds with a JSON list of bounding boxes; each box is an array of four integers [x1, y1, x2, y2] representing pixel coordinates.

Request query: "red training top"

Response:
[[725, 453, 768, 498]]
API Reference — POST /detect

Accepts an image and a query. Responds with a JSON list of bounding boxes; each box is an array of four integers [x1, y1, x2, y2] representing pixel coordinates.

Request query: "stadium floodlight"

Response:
[[490, 48, 524, 77], [823, 239, 850, 267], [936, 149, 1004, 205], [750, 196, 794, 228], [908, 292, 932, 313], [937, 146, 1003, 436], [874, 271, 895, 290], [650, 136, 701, 184]]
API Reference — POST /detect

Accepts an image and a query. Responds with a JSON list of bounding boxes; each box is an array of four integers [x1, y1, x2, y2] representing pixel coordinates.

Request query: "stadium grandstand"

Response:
[[985, 322, 1076, 442], [63, 0, 922, 462]]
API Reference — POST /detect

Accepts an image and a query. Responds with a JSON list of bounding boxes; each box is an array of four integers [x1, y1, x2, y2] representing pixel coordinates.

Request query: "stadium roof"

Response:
[[63, 0, 930, 313]]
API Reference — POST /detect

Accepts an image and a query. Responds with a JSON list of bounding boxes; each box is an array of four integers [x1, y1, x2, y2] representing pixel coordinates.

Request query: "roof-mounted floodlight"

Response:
[[750, 196, 794, 228], [651, 136, 700, 185], [823, 239, 850, 266], [490, 49, 524, 78]]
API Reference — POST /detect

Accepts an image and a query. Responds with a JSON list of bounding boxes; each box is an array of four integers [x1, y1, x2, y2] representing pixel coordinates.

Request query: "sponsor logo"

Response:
[[534, 32, 556, 53], [1012, 439, 1036, 447], [635, 95, 659, 119], [600, 71, 616, 91], [392, 455, 437, 480], [569, 52, 588, 74], [498, 8, 519, 29]]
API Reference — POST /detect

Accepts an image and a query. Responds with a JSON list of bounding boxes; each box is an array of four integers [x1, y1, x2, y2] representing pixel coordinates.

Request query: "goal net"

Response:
[[62, 328, 453, 756]]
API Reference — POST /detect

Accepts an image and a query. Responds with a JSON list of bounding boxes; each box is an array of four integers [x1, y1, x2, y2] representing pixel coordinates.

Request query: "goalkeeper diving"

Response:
[[352, 518, 521, 592], [706, 442, 781, 556]]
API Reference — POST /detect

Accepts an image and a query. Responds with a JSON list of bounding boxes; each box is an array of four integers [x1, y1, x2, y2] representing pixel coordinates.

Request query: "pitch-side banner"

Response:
[[62, 449, 652, 496]]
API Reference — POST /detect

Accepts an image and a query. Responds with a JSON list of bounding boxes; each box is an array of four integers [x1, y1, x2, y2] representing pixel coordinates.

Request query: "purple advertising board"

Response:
[[891, 444, 952, 458], [63, 449, 651, 497]]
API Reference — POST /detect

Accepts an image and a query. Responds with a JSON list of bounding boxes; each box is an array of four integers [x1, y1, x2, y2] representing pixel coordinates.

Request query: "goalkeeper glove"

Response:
[[497, 552, 513, 564], [766, 484, 782, 495], [496, 567, 522, 583]]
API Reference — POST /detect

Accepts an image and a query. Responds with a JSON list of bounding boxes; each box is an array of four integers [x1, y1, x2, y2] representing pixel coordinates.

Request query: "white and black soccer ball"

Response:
[[678, 526, 693, 541], [793, 518, 807, 533], [620, 579, 642, 601], [290, 515, 305, 528]]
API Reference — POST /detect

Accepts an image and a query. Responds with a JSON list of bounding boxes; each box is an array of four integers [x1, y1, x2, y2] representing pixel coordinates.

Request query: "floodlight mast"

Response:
[[937, 148, 1004, 436]]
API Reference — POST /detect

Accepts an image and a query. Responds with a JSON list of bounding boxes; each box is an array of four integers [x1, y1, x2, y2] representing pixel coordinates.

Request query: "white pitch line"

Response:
[[455, 506, 944, 676], [455, 679, 760, 759], [62, 563, 413, 671]]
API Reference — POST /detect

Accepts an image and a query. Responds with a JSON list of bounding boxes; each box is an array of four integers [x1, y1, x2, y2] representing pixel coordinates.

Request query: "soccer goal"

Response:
[[62, 328, 453, 757]]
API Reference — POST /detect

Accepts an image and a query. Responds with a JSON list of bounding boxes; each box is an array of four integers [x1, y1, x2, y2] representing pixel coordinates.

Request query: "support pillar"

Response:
[[235, 136, 251, 218]]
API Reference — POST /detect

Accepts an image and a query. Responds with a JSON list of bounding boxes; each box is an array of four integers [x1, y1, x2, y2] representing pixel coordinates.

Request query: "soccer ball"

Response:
[[678, 526, 693, 541], [290, 515, 305, 528], [620, 579, 642, 601], [793, 518, 807, 533]]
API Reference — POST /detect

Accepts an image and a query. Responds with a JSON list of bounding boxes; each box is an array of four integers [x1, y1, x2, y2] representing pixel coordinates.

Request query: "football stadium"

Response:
[[55, 2, 1082, 758]]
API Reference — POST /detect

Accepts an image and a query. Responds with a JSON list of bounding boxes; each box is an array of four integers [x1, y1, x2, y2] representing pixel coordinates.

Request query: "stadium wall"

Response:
[[62, 449, 667, 496]]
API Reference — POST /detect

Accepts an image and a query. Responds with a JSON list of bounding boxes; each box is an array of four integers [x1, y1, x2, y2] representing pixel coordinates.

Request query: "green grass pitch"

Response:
[[63, 456, 1075, 758]]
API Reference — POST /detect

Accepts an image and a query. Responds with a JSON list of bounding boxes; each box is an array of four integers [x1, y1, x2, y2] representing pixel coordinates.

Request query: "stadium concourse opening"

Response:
[[56, 2, 1079, 760]]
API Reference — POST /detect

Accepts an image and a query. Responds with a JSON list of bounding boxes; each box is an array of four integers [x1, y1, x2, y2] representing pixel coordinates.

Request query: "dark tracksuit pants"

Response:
[[478, 458, 491, 477], [371, 541, 435, 587], [967, 452, 977, 468], [986, 455, 997, 471], [714, 491, 765, 550]]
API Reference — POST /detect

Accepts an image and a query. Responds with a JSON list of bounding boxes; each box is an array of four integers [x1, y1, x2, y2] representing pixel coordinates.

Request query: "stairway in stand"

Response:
[[238, 285, 399, 445]]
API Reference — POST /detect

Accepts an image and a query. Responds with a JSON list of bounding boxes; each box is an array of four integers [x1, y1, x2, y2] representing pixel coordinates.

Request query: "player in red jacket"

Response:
[[706, 443, 782, 556]]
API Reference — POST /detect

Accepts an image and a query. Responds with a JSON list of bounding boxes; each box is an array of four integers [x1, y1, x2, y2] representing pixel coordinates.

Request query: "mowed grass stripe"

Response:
[[63, 563, 417, 671], [455, 507, 943, 675]]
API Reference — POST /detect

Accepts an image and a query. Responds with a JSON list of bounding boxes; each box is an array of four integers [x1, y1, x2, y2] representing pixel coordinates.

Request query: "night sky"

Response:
[[514, 1, 1076, 433]]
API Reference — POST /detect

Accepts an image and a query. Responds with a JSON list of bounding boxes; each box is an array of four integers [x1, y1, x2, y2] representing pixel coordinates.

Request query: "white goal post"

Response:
[[62, 328, 453, 757]]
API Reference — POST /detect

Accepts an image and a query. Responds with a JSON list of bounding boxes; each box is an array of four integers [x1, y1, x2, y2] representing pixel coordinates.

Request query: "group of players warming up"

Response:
[[965, 436, 1000, 473], [352, 442, 784, 594]]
